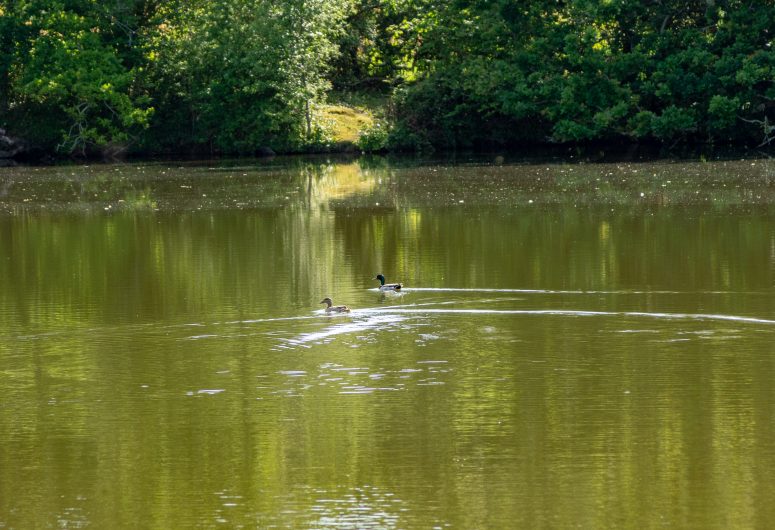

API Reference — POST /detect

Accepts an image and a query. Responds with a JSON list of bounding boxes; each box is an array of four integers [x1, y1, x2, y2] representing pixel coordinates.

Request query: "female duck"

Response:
[[374, 274, 402, 291], [320, 297, 351, 313]]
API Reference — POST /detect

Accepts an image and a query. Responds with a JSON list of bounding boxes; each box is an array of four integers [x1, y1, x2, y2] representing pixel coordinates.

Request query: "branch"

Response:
[[739, 115, 775, 147], [57, 102, 92, 155]]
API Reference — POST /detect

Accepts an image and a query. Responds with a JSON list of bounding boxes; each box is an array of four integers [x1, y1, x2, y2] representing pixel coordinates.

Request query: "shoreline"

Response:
[[2, 140, 772, 168]]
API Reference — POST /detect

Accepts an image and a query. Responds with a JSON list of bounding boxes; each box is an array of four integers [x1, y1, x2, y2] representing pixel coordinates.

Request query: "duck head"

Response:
[[320, 297, 333, 308], [374, 274, 386, 286]]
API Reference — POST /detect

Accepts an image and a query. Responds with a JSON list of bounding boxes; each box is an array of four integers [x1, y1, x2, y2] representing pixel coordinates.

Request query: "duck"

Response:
[[374, 274, 402, 291], [320, 297, 351, 313]]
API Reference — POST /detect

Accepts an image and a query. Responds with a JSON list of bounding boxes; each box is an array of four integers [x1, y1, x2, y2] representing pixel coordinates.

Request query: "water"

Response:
[[0, 156, 773, 528]]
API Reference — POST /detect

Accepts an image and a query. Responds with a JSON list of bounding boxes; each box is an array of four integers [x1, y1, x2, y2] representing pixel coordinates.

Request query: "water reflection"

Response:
[[307, 485, 409, 529], [0, 156, 774, 528]]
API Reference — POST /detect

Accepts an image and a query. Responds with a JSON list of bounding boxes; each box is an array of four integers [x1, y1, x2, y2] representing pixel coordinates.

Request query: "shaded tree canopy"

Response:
[[388, 0, 775, 150], [1, 0, 773, 156]]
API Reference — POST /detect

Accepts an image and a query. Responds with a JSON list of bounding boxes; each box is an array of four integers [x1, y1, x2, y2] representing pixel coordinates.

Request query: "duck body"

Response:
[[320, 297, 350, 313], [374, 274, 402, 291]]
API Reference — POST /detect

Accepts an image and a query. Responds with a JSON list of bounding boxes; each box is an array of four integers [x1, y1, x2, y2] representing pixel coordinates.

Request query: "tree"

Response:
[[330, 0, 432, 91], [389, 0, 775, 150], [0, 0, 152, 155], [140, 0, 351, 154]]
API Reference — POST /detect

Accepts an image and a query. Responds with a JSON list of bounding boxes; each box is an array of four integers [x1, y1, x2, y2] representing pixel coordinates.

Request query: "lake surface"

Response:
[[0, 155, 773, 529]]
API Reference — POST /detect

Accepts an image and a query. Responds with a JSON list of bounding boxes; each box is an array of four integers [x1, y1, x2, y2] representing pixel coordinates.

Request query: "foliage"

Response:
[[330, 0, 432, 91], [0, 0, 152, 155], [1, 0, 351, 156], [357, 121, 389, 152], [139, 0, 352, 154], [389, 0, 775, 150], [1, 0, 774, 156]]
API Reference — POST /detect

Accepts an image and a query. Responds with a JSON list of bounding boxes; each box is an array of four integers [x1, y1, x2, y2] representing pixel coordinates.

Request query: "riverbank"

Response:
[[0, 93, 388, 164], [2, 90, 772, 165]]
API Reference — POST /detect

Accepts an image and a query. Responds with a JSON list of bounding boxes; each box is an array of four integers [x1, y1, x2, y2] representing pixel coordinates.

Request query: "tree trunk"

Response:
[[305, 99, 312, 139]]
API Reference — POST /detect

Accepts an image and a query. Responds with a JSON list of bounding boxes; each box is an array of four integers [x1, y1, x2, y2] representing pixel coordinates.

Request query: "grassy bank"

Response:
[[318, 93, 389, 152]]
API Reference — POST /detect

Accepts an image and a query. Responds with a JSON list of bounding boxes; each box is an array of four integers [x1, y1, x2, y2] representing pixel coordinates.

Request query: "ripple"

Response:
[[186, 334, 220, 340], [387, 287, 773, 295], [306, 485, 406, 529], [251, 361, 454, 399], [190, 389, 226, 396], [362, 307, 775, 325], [282, 314, 409, 347]]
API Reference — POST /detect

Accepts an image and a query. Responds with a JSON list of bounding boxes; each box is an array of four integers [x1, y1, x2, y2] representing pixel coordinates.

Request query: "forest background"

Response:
[[1, 0, 774, 159]]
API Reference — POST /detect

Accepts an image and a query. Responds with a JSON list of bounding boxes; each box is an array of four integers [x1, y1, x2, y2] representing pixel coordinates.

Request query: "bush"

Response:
[[651, 106, 697, 141], [357, 122, 389, 152], [708, 95, 740, 134]]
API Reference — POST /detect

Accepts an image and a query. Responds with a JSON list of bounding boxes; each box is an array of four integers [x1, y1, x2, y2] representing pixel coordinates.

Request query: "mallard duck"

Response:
[[320, 297, 351, 313], [374, 274, 402, 291]]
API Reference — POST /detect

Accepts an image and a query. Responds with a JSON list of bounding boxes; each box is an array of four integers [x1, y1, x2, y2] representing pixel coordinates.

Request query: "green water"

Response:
[[0, 156, 774, 529]]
